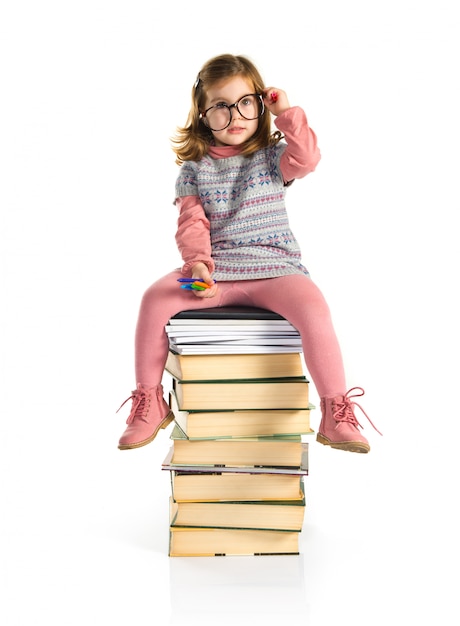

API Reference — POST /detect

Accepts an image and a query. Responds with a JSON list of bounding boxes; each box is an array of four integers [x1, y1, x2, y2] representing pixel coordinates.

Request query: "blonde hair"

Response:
[[171, 54, 282, 165]]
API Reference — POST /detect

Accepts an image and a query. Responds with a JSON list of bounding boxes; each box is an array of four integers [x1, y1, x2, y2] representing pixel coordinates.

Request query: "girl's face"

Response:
[[202, 75, 260, 148]]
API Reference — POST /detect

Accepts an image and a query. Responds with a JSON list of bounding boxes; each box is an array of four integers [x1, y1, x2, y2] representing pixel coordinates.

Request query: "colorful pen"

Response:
[[177, 278, 216, 290], [180, 283, 206, 291], [191, 281, 209, 288]]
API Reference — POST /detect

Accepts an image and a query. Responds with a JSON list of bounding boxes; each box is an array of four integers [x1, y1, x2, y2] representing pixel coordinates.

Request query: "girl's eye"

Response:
[[215, 102, 228, 109]]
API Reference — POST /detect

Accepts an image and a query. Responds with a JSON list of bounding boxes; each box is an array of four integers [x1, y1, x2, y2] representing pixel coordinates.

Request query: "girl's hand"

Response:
[[190, 262, 218, 298], [262, 88, 290, 116]]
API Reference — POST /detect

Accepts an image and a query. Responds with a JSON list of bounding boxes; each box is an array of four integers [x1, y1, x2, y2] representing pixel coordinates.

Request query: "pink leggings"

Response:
[[134, 270, 346, 398]]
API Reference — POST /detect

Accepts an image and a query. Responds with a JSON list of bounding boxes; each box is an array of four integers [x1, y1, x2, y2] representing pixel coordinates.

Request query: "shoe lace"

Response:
[[333, 387, 383, 436], [116, 385, 157, 425]]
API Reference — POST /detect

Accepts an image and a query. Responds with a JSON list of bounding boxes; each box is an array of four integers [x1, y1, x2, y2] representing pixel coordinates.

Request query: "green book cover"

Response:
[[170, 423, 302, 443], [175, 376, 308, 384]]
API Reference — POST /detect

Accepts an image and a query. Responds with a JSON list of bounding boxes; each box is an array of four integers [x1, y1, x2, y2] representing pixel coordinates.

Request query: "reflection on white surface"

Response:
[[169, 554, 309, 626]]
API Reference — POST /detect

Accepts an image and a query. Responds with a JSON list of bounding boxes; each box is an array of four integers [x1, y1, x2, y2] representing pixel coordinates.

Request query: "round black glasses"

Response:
[[200, 93, 265, 131]]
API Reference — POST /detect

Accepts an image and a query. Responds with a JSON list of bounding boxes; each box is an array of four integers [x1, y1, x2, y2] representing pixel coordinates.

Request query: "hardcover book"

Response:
[[169, 424, 306, 468], [168, 343, 303, 355], [172, 376, 309, 411], [169, 306, 293, 322], [168, 471, 306, 503], [165, 350, 304, 380], [168, 526, 301, 557], [169, 389, 313, 439]]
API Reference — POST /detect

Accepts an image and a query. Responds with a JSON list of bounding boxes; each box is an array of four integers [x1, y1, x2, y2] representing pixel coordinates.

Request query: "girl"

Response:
[[117, 54, 381, 453]]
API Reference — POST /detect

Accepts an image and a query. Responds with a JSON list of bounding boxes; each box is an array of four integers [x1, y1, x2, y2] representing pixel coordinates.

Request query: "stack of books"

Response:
[[164, 306, 303, 355], [162, 307, 313, 557]]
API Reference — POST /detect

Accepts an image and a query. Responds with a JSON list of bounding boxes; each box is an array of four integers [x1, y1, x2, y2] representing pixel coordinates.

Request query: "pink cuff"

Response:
[[181, 258, 215, 276]]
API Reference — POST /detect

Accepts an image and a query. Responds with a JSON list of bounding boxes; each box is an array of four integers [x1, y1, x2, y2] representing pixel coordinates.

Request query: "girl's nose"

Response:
[[229, 103, 242, 119]]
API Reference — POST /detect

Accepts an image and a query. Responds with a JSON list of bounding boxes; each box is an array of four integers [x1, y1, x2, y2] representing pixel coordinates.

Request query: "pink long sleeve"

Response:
[[275, 106, 321, 183], [175, 195, 215, 276]]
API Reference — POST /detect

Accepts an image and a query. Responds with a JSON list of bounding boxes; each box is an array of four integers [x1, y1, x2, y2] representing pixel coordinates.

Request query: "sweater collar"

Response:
[[207, 144, 243, 159]]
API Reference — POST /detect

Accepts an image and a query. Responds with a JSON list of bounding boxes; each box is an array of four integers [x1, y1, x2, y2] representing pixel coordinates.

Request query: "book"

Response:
[[168, 526, 300, 557], [167, 333, 302, 345], [162, 442, 309, 474], [172, 376, 309, 411], [166, 324, 298, 333], [168, 344, 303, 355], [169, 389, 313, 439], [167, 336, 302, 353], [169, 306, 295, 323], [165, 350, 304, 381], [169, 483, 306, 531], [168, 470, 306, 502], [169, 424, 306, 468]]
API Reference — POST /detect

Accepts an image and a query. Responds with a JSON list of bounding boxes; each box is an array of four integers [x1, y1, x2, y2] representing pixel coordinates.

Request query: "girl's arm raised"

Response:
[[275, 106, 321, 183]]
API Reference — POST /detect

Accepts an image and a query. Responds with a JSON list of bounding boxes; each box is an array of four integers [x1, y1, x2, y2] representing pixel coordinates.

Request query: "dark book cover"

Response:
[[171, 307, 286, 321]]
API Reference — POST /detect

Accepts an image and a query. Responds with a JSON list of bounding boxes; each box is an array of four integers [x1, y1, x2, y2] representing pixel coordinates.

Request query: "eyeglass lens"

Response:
[[204, 94, 263, 131]]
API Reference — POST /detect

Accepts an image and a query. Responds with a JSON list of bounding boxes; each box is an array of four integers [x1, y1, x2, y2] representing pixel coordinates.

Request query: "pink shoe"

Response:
[[117, 383, 174, 450], [316, 387, 382, 454]]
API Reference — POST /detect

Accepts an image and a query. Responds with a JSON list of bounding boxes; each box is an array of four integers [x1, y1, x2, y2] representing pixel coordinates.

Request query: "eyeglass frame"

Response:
[[199, 93, 265, 131]]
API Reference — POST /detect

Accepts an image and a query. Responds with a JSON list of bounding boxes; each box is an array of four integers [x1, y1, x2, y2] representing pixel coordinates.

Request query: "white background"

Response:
[[1, 1, 459, 624]]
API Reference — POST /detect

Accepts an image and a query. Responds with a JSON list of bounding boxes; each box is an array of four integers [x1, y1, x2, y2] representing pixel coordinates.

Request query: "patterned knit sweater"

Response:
[[174, 106, 320, 281]]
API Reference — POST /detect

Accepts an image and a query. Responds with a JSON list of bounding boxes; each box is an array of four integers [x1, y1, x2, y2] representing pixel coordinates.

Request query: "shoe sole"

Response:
[[316, 432, 370, 454], [118, 411, 175, 450]]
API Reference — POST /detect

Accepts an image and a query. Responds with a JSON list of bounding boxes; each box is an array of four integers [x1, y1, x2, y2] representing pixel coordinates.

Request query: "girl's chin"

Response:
[[214, 134, 247, 147]]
